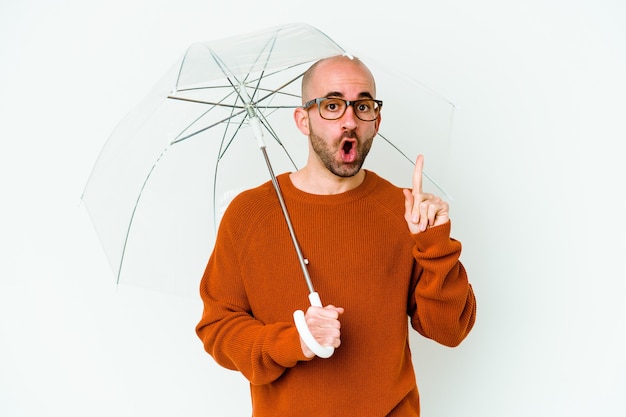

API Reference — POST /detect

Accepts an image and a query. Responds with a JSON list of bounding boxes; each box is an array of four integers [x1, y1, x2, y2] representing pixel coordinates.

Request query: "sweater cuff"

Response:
[[412, 220, 454, 253], [271, 326, 314, 366]]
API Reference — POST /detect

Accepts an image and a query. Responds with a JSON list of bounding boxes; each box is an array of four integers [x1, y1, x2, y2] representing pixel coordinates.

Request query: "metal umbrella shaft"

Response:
[[246, 104, 334, 359], [263, 149, 315, 293], [244, 105, 314, 294]]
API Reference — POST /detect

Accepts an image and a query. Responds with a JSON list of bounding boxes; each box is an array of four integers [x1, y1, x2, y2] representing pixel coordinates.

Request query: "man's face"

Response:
[[297, 58, 381, 178]]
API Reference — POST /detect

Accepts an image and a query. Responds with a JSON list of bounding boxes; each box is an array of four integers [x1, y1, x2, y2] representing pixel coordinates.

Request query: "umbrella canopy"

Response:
[[81, 23, 455, 297]]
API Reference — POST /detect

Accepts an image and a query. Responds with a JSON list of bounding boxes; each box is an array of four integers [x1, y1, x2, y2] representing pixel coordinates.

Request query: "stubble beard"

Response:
[[309, 128, 374, 178]]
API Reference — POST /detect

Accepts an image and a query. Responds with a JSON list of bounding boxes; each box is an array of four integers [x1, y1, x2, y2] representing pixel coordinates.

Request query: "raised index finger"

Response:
[[413, 154, 424, 194]]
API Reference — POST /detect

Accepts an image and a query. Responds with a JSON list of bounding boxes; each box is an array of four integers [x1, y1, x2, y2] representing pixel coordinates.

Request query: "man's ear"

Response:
[[294, 107, 310, 135]]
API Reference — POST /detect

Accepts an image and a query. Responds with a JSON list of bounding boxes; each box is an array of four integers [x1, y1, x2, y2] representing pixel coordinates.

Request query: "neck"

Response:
[[290, 166, 366, 195]]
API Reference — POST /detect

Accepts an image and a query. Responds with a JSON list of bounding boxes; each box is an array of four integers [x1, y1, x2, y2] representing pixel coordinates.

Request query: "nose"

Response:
[[340, 103, 358, 130]]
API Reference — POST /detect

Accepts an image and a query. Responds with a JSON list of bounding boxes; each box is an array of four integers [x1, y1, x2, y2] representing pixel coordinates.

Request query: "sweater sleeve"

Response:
[[195, 220, 312, 386], [409, 221, 476, 347]]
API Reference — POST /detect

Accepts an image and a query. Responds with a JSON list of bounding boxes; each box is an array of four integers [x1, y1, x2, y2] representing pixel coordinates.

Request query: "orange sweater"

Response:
[[196, 171, 476, 416]]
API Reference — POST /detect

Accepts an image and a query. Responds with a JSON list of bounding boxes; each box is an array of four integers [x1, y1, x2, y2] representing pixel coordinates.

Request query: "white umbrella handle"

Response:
[[293, 292, 335, 359]]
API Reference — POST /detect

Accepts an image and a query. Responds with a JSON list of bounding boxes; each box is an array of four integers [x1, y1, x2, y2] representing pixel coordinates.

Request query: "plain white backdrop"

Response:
[[1, 0, 625, 416]]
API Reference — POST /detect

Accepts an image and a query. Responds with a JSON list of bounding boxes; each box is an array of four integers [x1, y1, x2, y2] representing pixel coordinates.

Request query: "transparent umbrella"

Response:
[[82, 22, 455, 309]]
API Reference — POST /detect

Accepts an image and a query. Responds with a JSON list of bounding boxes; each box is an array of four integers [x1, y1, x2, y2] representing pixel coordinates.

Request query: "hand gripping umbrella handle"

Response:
[[293, 292, 335, 359]]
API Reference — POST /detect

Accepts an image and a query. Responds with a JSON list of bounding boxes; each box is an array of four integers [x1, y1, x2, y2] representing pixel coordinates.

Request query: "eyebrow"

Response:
[[324, 91, 374, 99]]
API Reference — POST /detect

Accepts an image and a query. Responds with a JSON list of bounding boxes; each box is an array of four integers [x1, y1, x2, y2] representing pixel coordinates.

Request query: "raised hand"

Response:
[[402, 154, 449, 234]]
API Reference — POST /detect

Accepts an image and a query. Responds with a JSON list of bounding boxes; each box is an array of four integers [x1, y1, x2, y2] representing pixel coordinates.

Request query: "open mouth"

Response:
[[340, 139, 357, 163]]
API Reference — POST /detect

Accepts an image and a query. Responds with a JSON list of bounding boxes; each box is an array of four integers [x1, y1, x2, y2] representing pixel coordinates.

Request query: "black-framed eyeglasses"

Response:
[[303, 97, 383, 121]]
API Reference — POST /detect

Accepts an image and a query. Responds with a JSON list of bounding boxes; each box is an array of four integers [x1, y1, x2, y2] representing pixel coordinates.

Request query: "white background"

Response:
[[1, 0, 625, 416]]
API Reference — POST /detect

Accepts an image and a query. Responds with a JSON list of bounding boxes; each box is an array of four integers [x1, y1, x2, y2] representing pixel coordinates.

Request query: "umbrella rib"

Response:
[[241, 26, 281, 99], [167, 94, 300, 110], [206, 49, 247, 95], [174, 84, 301, 102], [176, 79, 302, 97], [211, 114, 248, 232], [116, 146, 171, 284], [167, 95, 246, 109], [173, 64, 303, 99], [170, 108, 247, 145], [254, 73, 304, 107]]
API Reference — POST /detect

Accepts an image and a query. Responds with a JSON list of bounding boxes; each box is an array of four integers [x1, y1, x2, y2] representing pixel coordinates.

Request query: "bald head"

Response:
[[301, 55, 377, 104]]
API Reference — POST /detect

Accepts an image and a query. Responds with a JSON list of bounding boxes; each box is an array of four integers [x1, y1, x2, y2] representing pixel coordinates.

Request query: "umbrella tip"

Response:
[[342, 52, 354, 60]]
